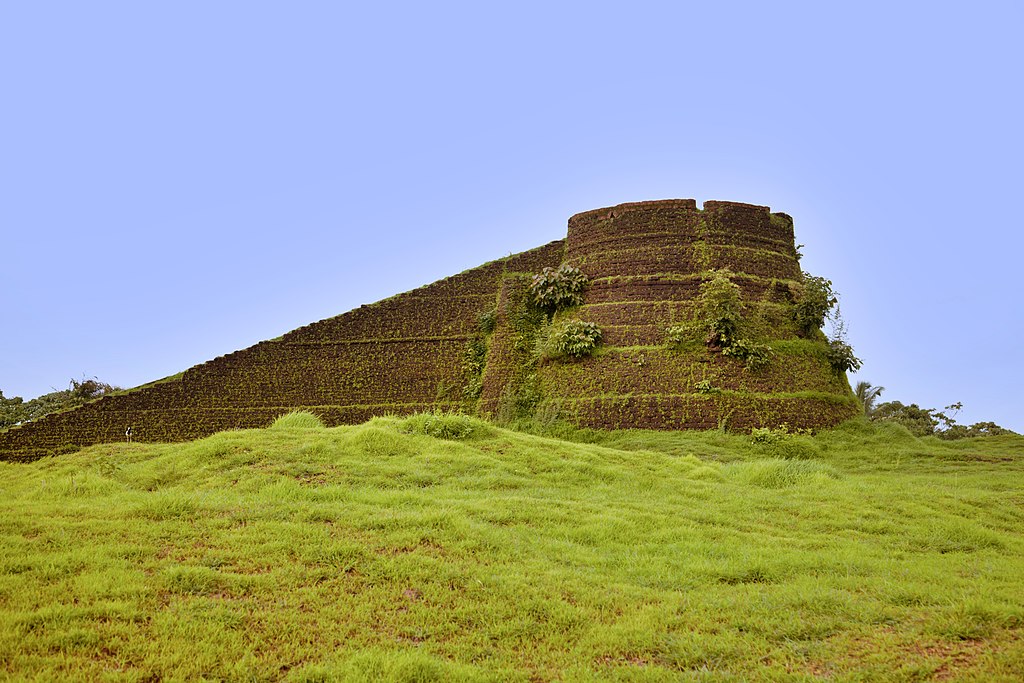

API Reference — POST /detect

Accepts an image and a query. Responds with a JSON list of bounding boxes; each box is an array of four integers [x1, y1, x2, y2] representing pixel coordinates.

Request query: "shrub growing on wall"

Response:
[[826, 338, 862, 374], [477, 308, 497, 334], [538, 319, 603, 361], [722, 338, 774, 372], [530, 265, 589, 315], [462, 337, 488, 399], [696, 269, 743, 348], [665, 269, 774, 372], [793, 272, 837, 336]]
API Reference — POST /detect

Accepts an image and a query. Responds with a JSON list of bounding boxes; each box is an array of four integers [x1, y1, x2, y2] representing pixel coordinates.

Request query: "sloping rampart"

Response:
[[1, 197, 860, 460], [0, 241, 564, 460]]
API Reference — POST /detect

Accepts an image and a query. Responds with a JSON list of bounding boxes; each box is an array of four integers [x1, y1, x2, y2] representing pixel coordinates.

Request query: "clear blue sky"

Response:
[[3, 2, 1022, 431]]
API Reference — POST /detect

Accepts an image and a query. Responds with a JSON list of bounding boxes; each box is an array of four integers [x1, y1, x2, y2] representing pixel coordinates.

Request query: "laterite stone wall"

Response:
[[1, 197, 859, 461], [481, 199, 858, 431], [0, 242, 565, 461]]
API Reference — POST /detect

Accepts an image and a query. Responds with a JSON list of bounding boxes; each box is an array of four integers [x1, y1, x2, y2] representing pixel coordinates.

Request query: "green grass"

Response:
[[270, 411, 327, 430], [0, 416, 1022, 681]]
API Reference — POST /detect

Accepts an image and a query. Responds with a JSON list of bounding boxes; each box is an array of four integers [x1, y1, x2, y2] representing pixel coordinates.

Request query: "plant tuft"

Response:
[[696, 269, 742, 348], [793, 272, 837, 336], [398, 412, 476, 440], [826, 339, 862, 374], [722, 338, 774, 372], [694, 379, 719, 394], [529, 265, 589, 314], [537, 320, 602, 361], [477, 308, 497, 334], [270, 411, 325, 429]]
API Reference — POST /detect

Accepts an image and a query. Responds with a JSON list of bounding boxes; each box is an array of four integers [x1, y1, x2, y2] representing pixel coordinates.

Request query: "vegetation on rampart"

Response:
[[0, 378, 120, 429], [0, 199, 871, 459], [529, 264, 589, 315]]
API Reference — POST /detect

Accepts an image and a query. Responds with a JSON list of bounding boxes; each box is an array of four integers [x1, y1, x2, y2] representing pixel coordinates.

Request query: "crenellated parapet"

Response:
[[483, 199, 857, 431], [567, 199, 798, 281]]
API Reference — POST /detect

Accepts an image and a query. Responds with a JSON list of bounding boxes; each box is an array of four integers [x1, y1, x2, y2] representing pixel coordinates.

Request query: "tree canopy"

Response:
[[0, 378, 120, 429]]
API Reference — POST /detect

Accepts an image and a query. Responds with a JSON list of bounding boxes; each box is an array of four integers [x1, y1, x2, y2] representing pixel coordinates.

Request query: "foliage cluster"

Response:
[[695, 269, 743, 348], [494, 374, 544, 425], [461, 337, 488, 399], [477, 308, 497, 334], [826, 338, 863, 374], [537, 319, 603, 362], [665, 270, 773, 372], [1, 377, 120, 429], [750, 423, 813, 442], [790, 270, 861, 376], [855, 381, 885, 417], [871, 399, 1016, 439], [694, 379, 719, 394], [722, 338, 774, 372], [747, 424, 820, 459], [529, 264, 589, 314], [664, 324, 691, 349], [793, 272, 837, 336]]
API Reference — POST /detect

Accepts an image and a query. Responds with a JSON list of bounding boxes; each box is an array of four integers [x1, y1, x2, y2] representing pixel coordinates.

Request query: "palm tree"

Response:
[[854, 381, 884, 417]]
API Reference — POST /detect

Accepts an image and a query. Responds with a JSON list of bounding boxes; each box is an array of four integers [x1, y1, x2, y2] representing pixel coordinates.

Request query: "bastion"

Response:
[[0, 199, 859, 461]]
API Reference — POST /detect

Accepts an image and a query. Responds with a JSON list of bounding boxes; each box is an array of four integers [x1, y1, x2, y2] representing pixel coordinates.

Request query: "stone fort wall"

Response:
[[0, 199, 858, 461], [0, 242, 564, 461]]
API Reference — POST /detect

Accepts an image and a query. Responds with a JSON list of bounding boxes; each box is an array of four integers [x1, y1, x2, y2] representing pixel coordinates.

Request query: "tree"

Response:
[[871, 399, 1016, 439], [0, 390, 27, 429], [854, 381, 884, 417], [0, 377, 121, 428], [872, 401, 938, 436]]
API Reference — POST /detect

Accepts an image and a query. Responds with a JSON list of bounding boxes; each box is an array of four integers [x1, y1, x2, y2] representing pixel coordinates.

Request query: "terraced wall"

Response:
[[479, 199, 859, 430], [0, 242, 565, 461], [1, 197, 860, 461]]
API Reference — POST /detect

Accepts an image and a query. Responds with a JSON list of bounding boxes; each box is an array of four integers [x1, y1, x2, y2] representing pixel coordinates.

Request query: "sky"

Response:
[[2, 2, 1022, 431]]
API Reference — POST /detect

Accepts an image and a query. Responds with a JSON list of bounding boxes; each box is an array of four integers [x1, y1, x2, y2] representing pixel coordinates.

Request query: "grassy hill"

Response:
[[1, 415, 1022, 681]]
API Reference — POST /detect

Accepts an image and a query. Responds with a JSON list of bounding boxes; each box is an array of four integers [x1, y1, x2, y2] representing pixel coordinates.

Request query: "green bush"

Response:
[[722, 338, 774, 372], [494, 375, 544, 425], [871, 401, 1017, 439], [696, 269, 742, 348], [750, 423, 813, 444], [537, 319, 602, 361], [270, 411, 325, 429], [462, 337, 488, 399], [694, 379, 719, 394], [793, 272, 837, 336], [529, 265, 589, 314], [478, 308, 497, 334], [664, 324, 693, 350], [949, 422, 1016, 438], [826, 339, 862, 373], [665, 271, 773, 371]]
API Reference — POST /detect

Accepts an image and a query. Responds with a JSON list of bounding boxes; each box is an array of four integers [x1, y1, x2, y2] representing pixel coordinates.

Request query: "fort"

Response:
[[0, 199, 859, 461]]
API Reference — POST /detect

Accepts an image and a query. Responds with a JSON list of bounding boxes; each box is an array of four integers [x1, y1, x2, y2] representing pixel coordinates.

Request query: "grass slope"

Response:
[[0, 416, 1022, 681]]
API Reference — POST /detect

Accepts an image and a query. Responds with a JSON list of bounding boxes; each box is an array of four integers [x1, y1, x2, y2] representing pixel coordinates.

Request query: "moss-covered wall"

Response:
[[479, 199, 858, 431], [0, 198, 859, 461], [0, 242, 565, 461]]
